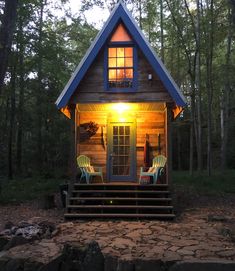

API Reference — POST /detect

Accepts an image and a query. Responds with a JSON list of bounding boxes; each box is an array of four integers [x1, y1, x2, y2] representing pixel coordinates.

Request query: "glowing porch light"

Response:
[[112, 103, 130, 114]]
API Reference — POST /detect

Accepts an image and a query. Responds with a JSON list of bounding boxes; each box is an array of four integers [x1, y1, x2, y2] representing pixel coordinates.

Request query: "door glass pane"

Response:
[[113, 136, 118, 145], [111, 125, 131, 177], [113, 166, 118, 175], [113, 156, 119, 165], [119, 136, 124, 145], [125, 126, 130, 135], [119, 146, 124, 155], [125, 136, 130, 145], [119, 166, 125, 175], [113, 146, 118, 155], [113, 126, 118, 135], [119, 126, 124, 135], [119, 156, 125, 165]]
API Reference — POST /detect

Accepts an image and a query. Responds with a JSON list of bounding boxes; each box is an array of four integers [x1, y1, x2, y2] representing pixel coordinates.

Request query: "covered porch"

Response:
[[72, 102, 172, 185]]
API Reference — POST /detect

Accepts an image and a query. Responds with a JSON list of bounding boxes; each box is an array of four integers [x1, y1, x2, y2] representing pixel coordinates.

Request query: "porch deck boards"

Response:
[[66, 182, 175, 219]]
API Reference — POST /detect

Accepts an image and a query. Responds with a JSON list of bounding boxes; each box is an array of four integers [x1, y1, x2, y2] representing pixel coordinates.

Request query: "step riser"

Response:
[[66, 184, 174, 219], [64, 214, 175, 219]]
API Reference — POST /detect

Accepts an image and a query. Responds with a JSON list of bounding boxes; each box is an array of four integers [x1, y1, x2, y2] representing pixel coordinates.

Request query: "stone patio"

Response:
[[1, 207, 235, 270]]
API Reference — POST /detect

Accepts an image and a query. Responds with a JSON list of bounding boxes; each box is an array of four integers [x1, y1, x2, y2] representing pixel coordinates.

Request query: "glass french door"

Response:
[[108, 121, 136, 181]]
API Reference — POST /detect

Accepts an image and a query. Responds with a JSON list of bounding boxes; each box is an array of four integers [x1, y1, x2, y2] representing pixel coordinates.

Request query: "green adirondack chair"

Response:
[[139, 155, 167, 184], [77, 155, 103, 184]]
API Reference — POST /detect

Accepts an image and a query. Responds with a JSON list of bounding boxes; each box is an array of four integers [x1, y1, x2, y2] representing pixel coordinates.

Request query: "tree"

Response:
[[0, 0, 18, 94]]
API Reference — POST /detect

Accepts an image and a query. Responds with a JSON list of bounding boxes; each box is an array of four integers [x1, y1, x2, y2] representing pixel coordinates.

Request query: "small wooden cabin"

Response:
[[56, 2, 186, 218]]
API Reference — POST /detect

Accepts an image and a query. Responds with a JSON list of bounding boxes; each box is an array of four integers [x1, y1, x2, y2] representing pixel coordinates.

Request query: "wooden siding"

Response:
[[71, 48, 173, 104], [77, 111, 166, 181]]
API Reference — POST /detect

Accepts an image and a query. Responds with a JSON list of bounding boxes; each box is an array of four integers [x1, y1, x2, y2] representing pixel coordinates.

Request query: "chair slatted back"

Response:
[[152, 155, 167, 168], [77, 155, 91, 168]]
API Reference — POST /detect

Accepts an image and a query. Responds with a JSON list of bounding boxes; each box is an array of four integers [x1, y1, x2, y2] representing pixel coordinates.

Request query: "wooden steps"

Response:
[[66, 183, 175, 219]]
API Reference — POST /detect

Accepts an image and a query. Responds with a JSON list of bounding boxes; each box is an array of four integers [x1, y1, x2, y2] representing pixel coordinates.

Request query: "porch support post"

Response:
[[75, 105, 80, 158], [165, 104, 172, 186], [68, 104, 76, 207]]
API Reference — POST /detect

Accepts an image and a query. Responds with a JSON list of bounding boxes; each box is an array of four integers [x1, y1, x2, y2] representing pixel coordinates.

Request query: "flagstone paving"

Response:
[[50, 209, 235, 262], [2, 207, 235, 266]]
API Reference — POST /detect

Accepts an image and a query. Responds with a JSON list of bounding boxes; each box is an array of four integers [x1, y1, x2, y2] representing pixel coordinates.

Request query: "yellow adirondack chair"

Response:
[[139, 155, 167, 184], [77, 155, 103, 184]]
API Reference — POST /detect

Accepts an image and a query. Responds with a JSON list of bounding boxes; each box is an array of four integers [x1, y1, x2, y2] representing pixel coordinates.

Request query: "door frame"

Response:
[[107, 117, 136, 182]]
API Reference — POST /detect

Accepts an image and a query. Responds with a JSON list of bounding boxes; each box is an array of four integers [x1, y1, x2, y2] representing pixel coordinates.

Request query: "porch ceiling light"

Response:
[[112, 103, 130, 114]]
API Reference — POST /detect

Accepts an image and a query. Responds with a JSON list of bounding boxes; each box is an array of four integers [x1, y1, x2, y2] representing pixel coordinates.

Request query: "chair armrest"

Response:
[[94, 166, 103, 173]]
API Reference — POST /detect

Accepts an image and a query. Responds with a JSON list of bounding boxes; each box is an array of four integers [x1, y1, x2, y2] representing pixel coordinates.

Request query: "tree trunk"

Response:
[[8, 63, 16, 179], [206, 0, 214, 176], [138, 0, 142, 29], [160, 0, 165, 62], [195, 0, 202, 171], [16, 7, 25, 174], [36, 0, 45, 172], [0, 0, 18, 94], [189, 92, 195, 176], [221, 4, 232, 170]]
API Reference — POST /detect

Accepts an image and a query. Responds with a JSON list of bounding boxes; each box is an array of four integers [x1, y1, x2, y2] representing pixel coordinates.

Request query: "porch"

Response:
[[72, 102, 172, 185]]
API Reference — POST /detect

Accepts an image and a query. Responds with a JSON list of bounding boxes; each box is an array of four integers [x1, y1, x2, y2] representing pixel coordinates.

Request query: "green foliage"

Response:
[[0, 0, 98, 178], [0, 177, 65, 204], [173, 170, 235, 195], [0, 0, 234, 181]]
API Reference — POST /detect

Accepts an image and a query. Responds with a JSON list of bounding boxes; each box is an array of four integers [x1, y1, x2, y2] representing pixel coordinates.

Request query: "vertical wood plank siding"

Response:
[[71, 49, 173, 104], [77, 111, 165, 181]]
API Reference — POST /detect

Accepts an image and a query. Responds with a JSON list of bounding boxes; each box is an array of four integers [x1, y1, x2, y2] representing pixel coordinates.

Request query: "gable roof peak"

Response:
[[55, 1, 186, 109]]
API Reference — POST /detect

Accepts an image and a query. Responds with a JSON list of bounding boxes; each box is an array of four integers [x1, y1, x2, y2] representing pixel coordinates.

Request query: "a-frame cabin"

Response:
[[56, 2, 186, 219]]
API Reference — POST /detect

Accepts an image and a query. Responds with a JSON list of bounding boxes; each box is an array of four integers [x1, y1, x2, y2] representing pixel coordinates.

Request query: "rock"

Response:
[[208, 215, 229, 223], [104, 255, 118, 271], [0, 229, 11, 237], [4, 222, 14, 230], [62, 240, 104, 271], [134, 259, 162, 271], [112, 238, 136, 249], [15, 225, 41, 239], [163, 251, 182, 262], [3, 258, 25, 271], [140, 229, 152, 236], [4, 236, 29, 250], [169, 260, 235, 271], [216, 250, 235, 257], [83, 240, 104, 271], [117, 259, 134, 271], [18, 221, 31, 228], [177, 249, 194, 256], [38, 221, 56, 233], [0, 236, 9, 251]]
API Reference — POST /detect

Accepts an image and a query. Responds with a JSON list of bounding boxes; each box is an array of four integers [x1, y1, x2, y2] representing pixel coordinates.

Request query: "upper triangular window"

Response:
[[110, 23, 132, 42]]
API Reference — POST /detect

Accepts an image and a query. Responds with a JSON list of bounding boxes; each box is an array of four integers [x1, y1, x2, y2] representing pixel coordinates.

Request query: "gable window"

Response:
[[105, 23, 137, 91], [108, 47, 133, 88]]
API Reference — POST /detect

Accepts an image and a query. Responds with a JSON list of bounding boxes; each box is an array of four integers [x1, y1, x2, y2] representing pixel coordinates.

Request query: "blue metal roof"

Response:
[[55, 1, 186, 108]]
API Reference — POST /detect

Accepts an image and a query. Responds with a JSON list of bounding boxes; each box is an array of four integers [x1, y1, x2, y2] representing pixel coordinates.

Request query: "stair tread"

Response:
[[72, 190, 170, 194], [64, 213, 175, 218], [69, 197, 171, 201], [74, 183, 168, 187], [67, 204, 173, 209]]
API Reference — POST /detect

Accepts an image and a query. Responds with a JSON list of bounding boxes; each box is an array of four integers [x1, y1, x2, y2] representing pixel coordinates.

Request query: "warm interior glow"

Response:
[[111, 23, 132, 42], [108, 47, 133, 88]]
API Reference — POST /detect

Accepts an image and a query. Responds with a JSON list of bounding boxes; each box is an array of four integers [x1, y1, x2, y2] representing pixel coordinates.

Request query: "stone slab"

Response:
[[169, 260, 235, 271]]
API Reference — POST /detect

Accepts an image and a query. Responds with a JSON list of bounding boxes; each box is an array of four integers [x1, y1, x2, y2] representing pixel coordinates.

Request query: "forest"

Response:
[[0, 0, 234, 180]]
